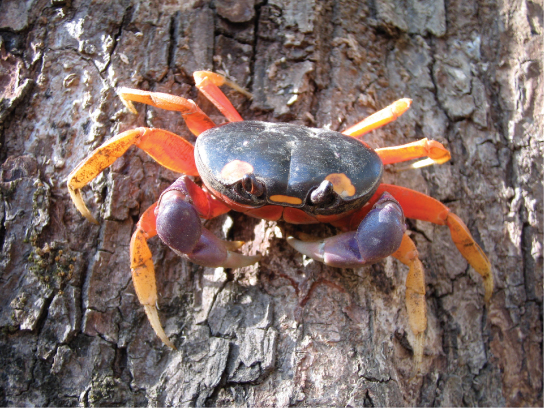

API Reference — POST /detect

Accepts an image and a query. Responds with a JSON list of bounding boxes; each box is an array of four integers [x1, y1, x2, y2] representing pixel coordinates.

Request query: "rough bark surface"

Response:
[[0, 0, 542, 406]]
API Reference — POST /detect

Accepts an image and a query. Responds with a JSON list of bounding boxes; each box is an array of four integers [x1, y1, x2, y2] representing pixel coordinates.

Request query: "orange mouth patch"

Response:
[[269, 195, 303, 205]]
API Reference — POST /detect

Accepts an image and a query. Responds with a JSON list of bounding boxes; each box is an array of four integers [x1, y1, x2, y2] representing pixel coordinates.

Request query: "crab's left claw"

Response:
[[287, 192, 406, 268], [288, 193, 431, 365], [68, 183, 98, 225], [370, 184, 494, 302]]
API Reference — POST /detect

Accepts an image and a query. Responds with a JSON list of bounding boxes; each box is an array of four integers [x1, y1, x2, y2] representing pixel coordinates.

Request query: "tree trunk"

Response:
[[0, 0, 541, 406]]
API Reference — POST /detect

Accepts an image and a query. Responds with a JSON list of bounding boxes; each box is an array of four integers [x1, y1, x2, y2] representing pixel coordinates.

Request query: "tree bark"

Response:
[[0, 0, 542, 406]]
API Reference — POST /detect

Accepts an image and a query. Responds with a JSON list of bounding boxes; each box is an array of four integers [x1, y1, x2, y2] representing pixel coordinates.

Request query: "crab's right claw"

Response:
[[156, 189, 261, 268], [131, 181, 261, 348]]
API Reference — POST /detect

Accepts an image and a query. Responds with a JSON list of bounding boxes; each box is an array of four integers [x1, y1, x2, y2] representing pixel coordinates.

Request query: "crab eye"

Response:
[[241, 173, 264, 197], [310, 180, 336, 206]]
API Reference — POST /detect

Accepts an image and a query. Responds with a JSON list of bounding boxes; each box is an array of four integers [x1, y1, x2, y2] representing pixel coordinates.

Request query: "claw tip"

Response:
[[287, 236, 325, 262]]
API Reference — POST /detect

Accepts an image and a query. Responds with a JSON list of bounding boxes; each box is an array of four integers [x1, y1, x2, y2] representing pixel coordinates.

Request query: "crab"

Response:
[[67, 71, 492, 362]]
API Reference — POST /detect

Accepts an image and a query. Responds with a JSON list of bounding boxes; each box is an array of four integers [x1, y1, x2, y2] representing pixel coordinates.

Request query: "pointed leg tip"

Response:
[[484, 275, 494, 303], [393, 98, 412, 116], [400, 97, 412, 107], [67, 185, 99, 224], [118, 92, 138, 114], [412, 332, 424, 371], [86, 213, 99, 225], [143, 304, 176, 349]]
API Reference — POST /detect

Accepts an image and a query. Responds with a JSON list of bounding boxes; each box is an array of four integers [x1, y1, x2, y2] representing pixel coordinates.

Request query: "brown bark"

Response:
[[0, 0, 542, 406]]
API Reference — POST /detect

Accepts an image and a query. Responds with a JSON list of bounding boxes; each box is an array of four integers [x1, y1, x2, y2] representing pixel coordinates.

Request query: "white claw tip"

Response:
[[224, 252, 262, 268], [286, 236, 325, 262]]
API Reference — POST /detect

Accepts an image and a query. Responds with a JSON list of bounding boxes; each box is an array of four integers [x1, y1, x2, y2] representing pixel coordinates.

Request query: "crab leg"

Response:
[[392, 233, 427, 365], [375, 138, 451, 166], [118, 88, 216, 136], [343, 99, 450, 169], [132, 177, 260, 347], [342, 99, 412, 138], [67, 128, 198, 224], [193, 71, 251, 122], [287, 192, 405, 268], [346, 184, 493, 301], [130, 203, 176, 348]]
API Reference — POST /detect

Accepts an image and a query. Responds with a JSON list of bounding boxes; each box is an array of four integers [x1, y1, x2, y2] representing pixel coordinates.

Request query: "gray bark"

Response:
[[0, 0, 542, 406]]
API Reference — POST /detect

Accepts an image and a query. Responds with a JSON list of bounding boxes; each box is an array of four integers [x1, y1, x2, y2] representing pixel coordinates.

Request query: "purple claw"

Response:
[[182, 228, 227, 266], [287, 192, 405, 268], [156, 190, 202, 254], [156, 186, 261, 268], [356, 192, 405, 263]]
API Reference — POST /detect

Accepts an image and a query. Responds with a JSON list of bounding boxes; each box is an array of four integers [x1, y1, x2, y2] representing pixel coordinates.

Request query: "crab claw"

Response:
[[130, 177, 260, 348], [156, 190, 261, 268], [287, 193, 405, 268]]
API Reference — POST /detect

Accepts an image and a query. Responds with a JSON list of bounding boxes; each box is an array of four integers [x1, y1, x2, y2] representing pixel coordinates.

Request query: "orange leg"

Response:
[[193, 71, 251, 123], [129, 203, 177, 348], [375, 138, 451, 166], [342, 99, 412, 138], [344, 184, 493, 301], [132, 180, 259, 347], [342, 99, 450, 169], [392, 233, 427, 366], [118, 88, 216, 136], [67, 127, 198, 223]]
